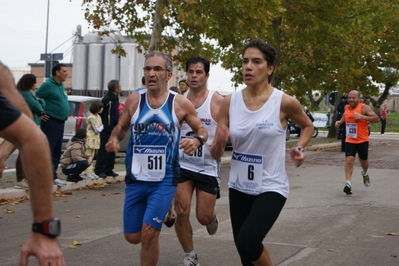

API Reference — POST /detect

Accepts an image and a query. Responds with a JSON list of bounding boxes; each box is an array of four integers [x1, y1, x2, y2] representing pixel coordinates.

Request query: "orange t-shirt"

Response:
[[344, 103, 369, 143]]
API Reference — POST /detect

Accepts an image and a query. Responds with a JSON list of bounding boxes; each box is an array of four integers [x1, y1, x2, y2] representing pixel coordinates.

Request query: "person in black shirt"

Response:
[[336, 95, 348, 152], [95, 80, 121, 178]]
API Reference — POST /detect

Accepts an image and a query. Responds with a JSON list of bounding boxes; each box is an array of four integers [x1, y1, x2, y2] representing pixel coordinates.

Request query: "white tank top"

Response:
[[180, 91, 220, 181], [228, 88, 289, 197]]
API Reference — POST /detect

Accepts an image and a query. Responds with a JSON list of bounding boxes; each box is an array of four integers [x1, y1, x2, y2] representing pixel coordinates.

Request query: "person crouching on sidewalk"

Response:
[[60, 129, 93, 183]]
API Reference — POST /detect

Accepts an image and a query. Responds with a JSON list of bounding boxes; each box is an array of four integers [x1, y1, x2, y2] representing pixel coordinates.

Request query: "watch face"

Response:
[[44, 219, 61, 237]]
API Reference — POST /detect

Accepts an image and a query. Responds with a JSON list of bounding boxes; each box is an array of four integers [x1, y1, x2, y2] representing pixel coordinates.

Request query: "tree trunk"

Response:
[[148, 0, 166, 53], [372, 83, 392, 117]]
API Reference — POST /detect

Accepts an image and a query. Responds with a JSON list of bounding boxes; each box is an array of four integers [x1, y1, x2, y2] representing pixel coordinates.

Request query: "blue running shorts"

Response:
[[123, 181, 176, 233]]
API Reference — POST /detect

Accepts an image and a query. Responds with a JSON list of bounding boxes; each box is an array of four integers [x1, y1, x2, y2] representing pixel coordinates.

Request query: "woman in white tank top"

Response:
[[210, 39, 314, 266]]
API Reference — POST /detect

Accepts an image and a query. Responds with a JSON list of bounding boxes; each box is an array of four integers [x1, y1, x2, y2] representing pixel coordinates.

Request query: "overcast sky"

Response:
[[0, 0, 244, 92]]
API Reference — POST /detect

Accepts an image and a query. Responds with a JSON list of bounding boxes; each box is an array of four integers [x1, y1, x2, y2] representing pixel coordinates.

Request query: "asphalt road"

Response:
[[0, 138, 398, 265]]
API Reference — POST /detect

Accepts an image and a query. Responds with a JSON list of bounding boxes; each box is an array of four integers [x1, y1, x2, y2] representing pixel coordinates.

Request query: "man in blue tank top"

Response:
[[105, 51, 208, 266]]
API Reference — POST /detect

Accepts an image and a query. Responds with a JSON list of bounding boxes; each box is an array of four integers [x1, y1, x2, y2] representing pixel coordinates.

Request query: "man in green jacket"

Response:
[[36, 63, 70, 187]]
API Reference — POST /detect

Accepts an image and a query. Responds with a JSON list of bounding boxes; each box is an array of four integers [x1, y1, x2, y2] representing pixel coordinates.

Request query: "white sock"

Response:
[[184, 249, 196, 256], [346, 181, 351, 185]]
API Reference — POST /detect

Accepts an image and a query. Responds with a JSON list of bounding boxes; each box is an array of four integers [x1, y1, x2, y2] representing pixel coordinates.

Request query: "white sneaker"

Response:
[[179, 254, 199, 266], [81, 173, 93, 180], [54, 178, 67, 187], [88, 172, 98, 180], [206, 216, 219, 235], [15, 179, 29, 189]]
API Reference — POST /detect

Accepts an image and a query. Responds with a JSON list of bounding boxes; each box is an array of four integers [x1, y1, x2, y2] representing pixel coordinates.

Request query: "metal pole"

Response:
[[44, 0, 50, 80], [45, 0, 50, 54]]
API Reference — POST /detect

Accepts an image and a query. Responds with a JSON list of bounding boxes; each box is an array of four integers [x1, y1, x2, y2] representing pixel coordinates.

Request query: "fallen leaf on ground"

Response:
[[69, 245, 77, 249], [4, 208, 15, 214], [0, 196, 29, 206], [73, 240, 82, 246], [75, 215, 81, 218], [385, 232, 399, 236]]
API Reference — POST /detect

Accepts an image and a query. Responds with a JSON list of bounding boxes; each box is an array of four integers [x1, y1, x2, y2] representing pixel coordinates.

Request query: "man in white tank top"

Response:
[[174, 56, 224, 266]]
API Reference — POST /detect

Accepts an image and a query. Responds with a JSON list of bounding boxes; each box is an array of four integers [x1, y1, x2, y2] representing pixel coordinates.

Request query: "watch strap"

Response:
[[295, 145, 305, 153], [32, 218, 61, 238], [193, 135, 205, 147]]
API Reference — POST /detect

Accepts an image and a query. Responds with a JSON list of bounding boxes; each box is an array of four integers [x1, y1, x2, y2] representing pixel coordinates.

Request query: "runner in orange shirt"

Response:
[[335, 90, 379, 195]]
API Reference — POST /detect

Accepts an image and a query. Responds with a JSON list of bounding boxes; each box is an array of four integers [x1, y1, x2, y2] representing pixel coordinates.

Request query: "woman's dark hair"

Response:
[[242, 39, 278, 83], [16, 74, 37, 91], [89, 100, 103, 114]]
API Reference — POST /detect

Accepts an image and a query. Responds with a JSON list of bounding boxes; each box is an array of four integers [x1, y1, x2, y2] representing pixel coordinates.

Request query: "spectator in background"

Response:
[[118, 102, 125, 121], [134, 76, 146, 92], [336, 95, 348, 152], [14, 74, 46, 189], [95, 80, 121, 178], [60, 129, 92, 183], [179, 79, 189, 94], [36, 63, 70, 187], [81, 100, 104, 180], [380, 104, 387, 135], [0, 62, 65, 265], [169, 85, 181, 94], [364, 97, 371, 136], [364, 97, 371, 107]]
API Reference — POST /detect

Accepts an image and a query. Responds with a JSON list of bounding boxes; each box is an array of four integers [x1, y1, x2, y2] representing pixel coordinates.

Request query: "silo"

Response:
[[83, 32, 101, 44], [103, 43, 120, 91], [134, 48, 145, 88], [120, 43, 138, 93], [87, 43, 104, 95], [100, 32, 122, 44], [72, 43, 88, 92]]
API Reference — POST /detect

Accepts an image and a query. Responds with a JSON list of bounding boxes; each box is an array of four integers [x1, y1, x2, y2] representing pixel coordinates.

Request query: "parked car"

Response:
[[63, 95, 129, 152]]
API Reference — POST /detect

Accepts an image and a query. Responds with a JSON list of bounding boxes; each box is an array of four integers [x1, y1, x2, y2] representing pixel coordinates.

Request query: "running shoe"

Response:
[[343, 183, 352, 195], [361, 172, 370, 187], [179, 253, 199, 266], [206, 216, 219, 235]]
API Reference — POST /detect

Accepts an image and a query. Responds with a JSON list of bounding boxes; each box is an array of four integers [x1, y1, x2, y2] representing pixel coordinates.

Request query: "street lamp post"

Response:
[[43, 0, 50, 81], [40, 0, 62, 79]]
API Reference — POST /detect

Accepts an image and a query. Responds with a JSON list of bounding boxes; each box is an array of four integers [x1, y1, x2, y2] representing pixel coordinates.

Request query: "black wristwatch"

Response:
[[193, 135, 205, 147], [32, 218, 61, 238]]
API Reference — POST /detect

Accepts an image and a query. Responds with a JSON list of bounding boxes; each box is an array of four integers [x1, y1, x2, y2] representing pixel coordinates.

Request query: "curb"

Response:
[[305, 142, 341, 151], [1, 144, 340, 200], [0, 173, 126, 200]]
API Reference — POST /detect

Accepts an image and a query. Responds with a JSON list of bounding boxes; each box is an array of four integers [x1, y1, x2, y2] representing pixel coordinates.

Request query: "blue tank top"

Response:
[[125, 91, 180, 186]]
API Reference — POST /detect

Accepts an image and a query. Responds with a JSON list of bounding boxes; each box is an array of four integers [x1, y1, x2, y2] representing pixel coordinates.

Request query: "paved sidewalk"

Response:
[[1, 139, 398, 266]]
